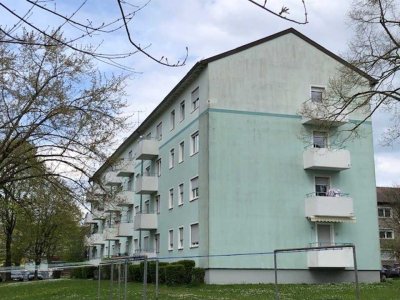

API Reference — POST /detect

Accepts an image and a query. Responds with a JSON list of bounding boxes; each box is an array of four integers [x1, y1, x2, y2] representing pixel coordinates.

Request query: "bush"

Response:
[[52, 270, 61, 279], [165, 264, 186, 286], [128, 265, 142, 282], [172, 260, 195, 284], [70, 267, 96, 279], [191, 268, 205, 284]]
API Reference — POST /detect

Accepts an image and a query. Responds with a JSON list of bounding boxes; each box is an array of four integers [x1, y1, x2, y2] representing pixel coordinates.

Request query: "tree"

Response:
[[0, 1, 308, 69], [0, 31, 128, 201], [300, 0, 399, 143]]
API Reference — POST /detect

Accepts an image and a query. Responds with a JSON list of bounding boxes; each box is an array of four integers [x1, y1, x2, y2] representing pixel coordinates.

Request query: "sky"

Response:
[[1, 0, 399, 187]]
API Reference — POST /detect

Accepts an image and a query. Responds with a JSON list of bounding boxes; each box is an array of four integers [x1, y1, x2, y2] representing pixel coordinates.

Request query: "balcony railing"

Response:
[[300, 102, 349, 127], [104, 172, 123, 186], [83, 213, 97, 224], [86, 233, 105, 245], [116, 161, 135, 177], [136, 138, 159, 160], [134, 248, 157, 258], [303, 147, 351, 171], [103, 227, 119, 241], [134, 174, 158, 194], [134, 211, 158, 230], [305, 192, 355, 222], [117, 222, 135, 237], [307, 243, 354, 268], [116, 191, 135, 206]]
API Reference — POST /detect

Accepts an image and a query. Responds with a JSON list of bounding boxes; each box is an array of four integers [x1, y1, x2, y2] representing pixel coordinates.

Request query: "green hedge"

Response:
[[191, 268, 205, 284], [128, 264, 142, 282], [171, 260, 195, 283], [70, 266, 96, 279], [165, 264, 186, 286]]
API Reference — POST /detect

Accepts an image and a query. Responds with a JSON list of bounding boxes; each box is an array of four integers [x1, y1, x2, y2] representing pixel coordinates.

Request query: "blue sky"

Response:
[[2, 0, 399, 186]]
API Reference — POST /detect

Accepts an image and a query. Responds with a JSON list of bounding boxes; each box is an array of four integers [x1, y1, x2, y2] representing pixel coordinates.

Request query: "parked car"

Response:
[[11, 270, 28, 281], [28, 272, 44, 280], [389, 266, 400, 277], [381, 266, 391, 281]]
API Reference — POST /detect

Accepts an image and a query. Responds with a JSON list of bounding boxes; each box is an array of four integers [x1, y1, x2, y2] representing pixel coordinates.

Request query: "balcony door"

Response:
[[316, 224, 333, 246], [315, 177, 330, 196], [313, 131, 328, 148]]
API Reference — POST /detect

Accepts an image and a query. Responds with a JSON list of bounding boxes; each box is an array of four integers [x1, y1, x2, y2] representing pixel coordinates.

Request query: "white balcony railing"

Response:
[[134, 175, 158, 194], [104, 172, 123, 186], [134, 248, 157, 258], [103, 227, 119, 241], [303, 147, 351, 171], [117, 222, 134, 237], [305, 192, 355, 222], [307, 245, 354, 268], [116, 191, 135, 206], [134, 212, 158, 230], [87, 233, 105, 245], [116, 161, 135, 177], [136, 139, 159, 160]]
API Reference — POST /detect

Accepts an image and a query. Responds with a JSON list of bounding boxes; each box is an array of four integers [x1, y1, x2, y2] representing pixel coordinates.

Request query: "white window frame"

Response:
[[310, 86, 325, 103], [314, 176, 330, 197], [315, 223, 334, 246], [190, 131, 199, 156], [380, 229, 394, 239], [178, 226, 184, 250], [178, 141, 184, 163], [156, 159, 161, 177], [169, 148, 175, 169], [190, 222, 199, 248], [191, 87, 199, 111], [156, 122, 162, 141], [178, 183, 184, 206], [155, 195, 160, 214], [170, 109, 175, 130], [180, 100, 185, 121], [312, 131, 328, 148], [169, 188, 174, 209], [134, 205, 139, 216], [168, 229, 174, 251], [143, 235, 149, 251], [190, 176, 199, 201], [155, 233, 160, 253], [134, 238, 139, 252], [378, 207, 392, 218]]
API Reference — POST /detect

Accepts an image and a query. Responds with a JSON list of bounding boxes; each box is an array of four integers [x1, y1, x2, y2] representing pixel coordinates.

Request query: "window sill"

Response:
[[178, 247, 184, 251], [168, 249, 173, 252], [191, 107, 199, 114], [190, 152, 198, 157], [168, 207, 173, 211], [189, 197, 198, 202], [178, 160, 183, 164], [178, 203, 183, 207], [190, 245, 199, 249]]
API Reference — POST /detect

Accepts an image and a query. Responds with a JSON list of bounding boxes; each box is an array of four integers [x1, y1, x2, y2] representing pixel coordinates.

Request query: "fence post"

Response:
[[156, 260, 159, 299], [124, 260, 128, 300], [143, 257, 147, 300], [274, 251, 279, 300], [352, 245, 360, 300], [98, 265, 101, 300], [118, 263, 121, 300], [109, 262, 114, 300]]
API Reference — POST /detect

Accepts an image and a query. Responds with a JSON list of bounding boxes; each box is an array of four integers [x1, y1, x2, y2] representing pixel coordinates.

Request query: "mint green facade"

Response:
[[86, 29, 380, 283]]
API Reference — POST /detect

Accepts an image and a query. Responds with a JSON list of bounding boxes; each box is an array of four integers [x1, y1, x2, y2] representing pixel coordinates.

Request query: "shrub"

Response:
[[191, 268, 205, 284], [70, 266, 96, 279], [128, 265, 142, 282], [52, 270, 61, 279], [165, 264, 186, 286], [172, 260, 195, 283]]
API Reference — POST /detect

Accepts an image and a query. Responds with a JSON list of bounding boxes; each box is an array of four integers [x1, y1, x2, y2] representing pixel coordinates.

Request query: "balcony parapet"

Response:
[[104, 172, 123, 186], [303, 147, 351, 171], [136, 138, 159, 160], [134, 174, 158, 194], [307, 243, 354, 268], [300, 102, 349, 127], [134, 211, 158, 230]]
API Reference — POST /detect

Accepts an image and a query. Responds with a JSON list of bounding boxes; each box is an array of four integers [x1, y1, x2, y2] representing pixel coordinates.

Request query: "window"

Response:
[[134, 205, 139, 216], [143, 236, 149, 251], [145, 165, 151, 176], [178, 227, 184, 250], [191, 131, 199, 155], [156, 195, 160, 214], [180, 101, 185, 121], [128, 150, 133, 160], [170, 110, 175, 130], [156, 122, 162, 140], [381, 250, 395, 261], [169, 148, 175, 169], [378, 207, 392, 218], [380, 229, 394, 239], [315, 177, 330, 196], [156, 159, 161, 177], [179, 141, 184, 163], [191, 87, 199, 111], [169, 188, 174, 209], [127, 175, 134, 191], [168, 229, 174, 250], [125, 239, 132, 255], [155, 234, 160, 253], [316, 224, 333, 247], [178, 184, 184, 206], [190, 177, 199, 200], [313, 131, 328, 148], [311, 86, 325, 103], [145, 200, 150, 214], [190, 223, 199, 247], [126, 207, 133, 223], [134, 238, 139, 252]]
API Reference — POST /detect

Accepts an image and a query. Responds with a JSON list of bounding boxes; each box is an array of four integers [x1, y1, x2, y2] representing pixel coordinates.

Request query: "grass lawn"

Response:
[[0, 279, 399, 299]]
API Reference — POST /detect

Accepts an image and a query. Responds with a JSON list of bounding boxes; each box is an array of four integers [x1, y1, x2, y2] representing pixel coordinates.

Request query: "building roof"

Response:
[[91, 28, 377, 181], [377, 187, 400, 204]]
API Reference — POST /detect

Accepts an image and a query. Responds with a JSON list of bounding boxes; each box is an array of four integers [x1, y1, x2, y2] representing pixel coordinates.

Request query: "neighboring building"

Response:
[[377, 187, 399, 266], [84, 28, 381, 284]]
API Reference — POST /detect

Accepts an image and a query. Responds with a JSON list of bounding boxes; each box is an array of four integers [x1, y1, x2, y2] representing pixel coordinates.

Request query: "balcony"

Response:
[[104, 202, 121, 212], [86, 187, 106, 202], [116, 191, 135, 206], [87, 233, 105, 245], [116, 161, 135, 177], [92, 212, 106, 220], [134, 175, 158, 194], [303, 147, 351, 171], [136, 139, 159, 160], [117, 222, 134, 237], [83, 213, 97, 224], [307, 246, 354, 268], [305, 193, 355, 222], [134, 249, 157, 258], [104, 227, 119, 241], [301, 102, 348, 127], [134, 212, 158, 230], [104, 172, 123, 186]]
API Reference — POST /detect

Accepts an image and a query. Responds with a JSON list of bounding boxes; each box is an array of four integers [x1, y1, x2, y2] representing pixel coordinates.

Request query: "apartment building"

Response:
[[84, 28, 381, 284], [377, 187, 399, 266]]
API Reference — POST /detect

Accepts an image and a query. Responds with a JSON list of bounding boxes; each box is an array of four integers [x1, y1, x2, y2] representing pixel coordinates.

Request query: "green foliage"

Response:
[[191, 268, 205, 284], [165, 264, 186, 286], [171, 260, 195, 284], [128, 265, 141, 282], [70, 266, 96, 279]]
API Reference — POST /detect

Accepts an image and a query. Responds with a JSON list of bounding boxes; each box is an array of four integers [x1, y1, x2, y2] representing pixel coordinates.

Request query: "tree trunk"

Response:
[[4, 233, 12, 281]]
